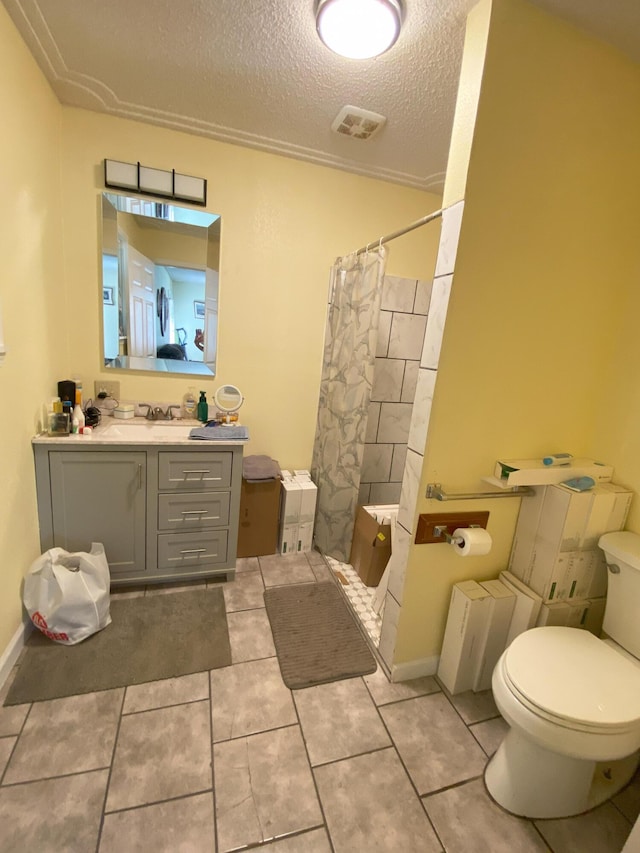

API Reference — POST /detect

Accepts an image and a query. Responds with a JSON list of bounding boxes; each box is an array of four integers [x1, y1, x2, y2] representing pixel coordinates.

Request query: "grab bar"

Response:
[[426, 482, 534, 501]]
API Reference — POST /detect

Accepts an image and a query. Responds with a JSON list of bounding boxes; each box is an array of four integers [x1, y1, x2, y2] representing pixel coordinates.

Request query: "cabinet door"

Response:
[[49, 451, 146, 575]]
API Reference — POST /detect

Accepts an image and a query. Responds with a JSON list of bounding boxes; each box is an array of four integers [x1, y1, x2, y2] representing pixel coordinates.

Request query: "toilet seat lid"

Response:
[[504, 627, 640, 729]]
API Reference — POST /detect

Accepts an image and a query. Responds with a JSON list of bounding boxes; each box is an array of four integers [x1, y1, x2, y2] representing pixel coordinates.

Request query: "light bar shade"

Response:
[[104, 159, 207, 206]]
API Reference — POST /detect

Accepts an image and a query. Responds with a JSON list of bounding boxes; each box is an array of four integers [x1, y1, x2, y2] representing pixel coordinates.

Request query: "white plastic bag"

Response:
[[23, 543, 112, 645]]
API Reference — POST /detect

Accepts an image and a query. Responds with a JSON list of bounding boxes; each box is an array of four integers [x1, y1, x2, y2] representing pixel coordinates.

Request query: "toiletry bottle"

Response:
[[184, 387, 197, 419], [197, 391, 208, 423], [62, 400, 73, 434], [73, 379, 83, 407], [73, 402, 85, 434]]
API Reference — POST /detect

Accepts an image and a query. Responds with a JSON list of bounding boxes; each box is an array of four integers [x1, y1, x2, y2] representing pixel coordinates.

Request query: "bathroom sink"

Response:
[[98, 422, 195, 440]]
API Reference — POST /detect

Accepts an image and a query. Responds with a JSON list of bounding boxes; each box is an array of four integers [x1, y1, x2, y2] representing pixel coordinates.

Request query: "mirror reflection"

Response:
[[101, 192, 220, 376]]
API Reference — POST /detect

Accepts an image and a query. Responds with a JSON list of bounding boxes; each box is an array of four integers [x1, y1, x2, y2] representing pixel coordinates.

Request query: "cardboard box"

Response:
[[586, 550, 609, 599], [582, 597, 606, 636], [508, 482, 628, 603], [565, 550, 591, 600], [278, 522, 298, 555], [280, 478, 302, 526], [492, 458, 613, 488], [437, 581, 492, 695], [278, 474, 317, 553], [508, 486, 547, 580], [349, 505, 392, 587], [298, 480, 317, 523], [579, 483, 633, 549], [499, 570, 543, 646], [566, 599, 591, 628], [536, 601, 571, 627], [297, 520, 314, 553], [565, 549, 609, 601], [237, 478, 281, 558], [537, 485, 592, 551], [473, 580, 516, 692], [527, 546, 574, 602]]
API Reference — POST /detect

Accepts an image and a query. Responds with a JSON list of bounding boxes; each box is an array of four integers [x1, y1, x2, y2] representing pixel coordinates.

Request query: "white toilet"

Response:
[[484, 530, 640, 819]]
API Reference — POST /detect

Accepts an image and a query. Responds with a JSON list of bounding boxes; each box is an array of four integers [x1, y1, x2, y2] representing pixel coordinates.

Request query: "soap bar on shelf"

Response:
[[113, 404, 135, 420], [561, 476, 596, 492], [542, 453, 573, 467]]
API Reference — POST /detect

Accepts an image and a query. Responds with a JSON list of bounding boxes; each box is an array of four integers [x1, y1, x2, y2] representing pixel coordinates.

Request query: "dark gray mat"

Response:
[[5, 588, 231, 705], [264, 582, 377, 689]]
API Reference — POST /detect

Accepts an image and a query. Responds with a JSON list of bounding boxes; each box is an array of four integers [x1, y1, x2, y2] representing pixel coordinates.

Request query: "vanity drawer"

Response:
[[157, 530, 229, 569], [158, 451, 232, 490], [158, 492, 230, 531]]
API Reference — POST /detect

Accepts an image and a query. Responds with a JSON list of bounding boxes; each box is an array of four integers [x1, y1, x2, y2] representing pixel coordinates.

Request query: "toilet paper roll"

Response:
[[452, 527, 492, 557]]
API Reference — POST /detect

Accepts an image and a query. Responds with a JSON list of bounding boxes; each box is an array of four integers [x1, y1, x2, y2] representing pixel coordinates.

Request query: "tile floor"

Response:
[[0, 551, 638, 852]]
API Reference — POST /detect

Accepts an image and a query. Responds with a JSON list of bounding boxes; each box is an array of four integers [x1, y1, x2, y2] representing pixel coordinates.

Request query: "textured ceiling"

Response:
[[4, 0, 640, 192]]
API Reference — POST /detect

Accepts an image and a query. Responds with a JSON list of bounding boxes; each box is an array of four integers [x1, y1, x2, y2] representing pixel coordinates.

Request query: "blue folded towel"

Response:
[[189, 425, 249, 441]]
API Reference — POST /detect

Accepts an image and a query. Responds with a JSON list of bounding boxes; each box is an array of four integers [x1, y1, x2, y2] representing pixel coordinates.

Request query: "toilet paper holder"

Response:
[[434, 524, 479, 546], [415, 511, 490, 545]]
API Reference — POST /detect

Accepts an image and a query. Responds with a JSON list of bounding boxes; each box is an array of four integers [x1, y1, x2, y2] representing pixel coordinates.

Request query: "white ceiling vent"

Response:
[[331, 105, 387, 140]]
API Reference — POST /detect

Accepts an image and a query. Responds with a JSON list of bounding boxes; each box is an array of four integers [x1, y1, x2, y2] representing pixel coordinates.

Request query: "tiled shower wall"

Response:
[[377, 201, 464, 677], [358, 276, 433, 506]]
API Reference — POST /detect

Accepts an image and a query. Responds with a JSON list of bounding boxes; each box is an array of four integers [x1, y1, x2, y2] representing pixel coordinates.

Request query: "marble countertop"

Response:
[[32, 417, 247, 447]]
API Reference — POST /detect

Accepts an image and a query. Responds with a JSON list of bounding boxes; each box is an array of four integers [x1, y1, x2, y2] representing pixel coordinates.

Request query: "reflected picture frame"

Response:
[[103, 286, 114, 305], [194, 300, 205, 320]]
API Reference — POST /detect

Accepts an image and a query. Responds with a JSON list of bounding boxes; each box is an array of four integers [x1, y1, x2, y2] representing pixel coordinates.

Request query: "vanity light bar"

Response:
[[104, 159, 207, 206]]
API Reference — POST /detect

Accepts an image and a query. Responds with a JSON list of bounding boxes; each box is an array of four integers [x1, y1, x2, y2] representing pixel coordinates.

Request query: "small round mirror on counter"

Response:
[[213, 385, 244, 423]]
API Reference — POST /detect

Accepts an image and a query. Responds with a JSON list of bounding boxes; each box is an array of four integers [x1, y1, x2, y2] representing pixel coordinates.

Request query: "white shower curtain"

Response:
[[311, 247, 387, 561]]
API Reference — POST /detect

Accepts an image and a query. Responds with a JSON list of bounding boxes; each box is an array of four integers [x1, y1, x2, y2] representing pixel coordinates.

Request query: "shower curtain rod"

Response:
[[355, 207, 444, 256]]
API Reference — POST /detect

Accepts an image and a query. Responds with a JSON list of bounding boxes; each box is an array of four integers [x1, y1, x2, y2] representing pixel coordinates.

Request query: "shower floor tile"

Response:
[[325, 556, 383, 645]]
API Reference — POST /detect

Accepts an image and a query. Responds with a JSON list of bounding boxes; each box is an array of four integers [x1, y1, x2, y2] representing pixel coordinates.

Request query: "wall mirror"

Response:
[[101, 192, 221, 376]]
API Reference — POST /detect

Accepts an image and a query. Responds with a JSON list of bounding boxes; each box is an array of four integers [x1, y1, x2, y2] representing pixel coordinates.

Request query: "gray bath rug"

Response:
[[5, 587, 231, 705], [264, 581, 377, 689]]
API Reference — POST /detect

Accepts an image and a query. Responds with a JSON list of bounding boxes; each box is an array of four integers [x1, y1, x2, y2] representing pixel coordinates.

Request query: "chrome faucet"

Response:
[[138, 404, 154, 420], [138, 404, 181, 421]]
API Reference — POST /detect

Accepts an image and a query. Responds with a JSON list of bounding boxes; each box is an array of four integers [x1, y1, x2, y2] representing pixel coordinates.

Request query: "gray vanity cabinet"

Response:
[[46, 451, 146, 575], [33, 440, 243, 586]]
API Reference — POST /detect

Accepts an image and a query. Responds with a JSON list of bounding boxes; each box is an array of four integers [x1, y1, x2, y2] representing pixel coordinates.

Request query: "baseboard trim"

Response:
[[390, 655, 439, 683], [0, 619, 32, 691]]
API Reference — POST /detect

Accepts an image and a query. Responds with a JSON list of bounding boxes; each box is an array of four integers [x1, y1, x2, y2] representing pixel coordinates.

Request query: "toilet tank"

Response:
[[599, 531, 640, 658]]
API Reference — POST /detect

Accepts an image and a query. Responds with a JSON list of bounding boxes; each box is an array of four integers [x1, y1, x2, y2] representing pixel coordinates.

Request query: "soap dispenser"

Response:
[[197, 391, 208, 424], [183, 387, 197, 419]]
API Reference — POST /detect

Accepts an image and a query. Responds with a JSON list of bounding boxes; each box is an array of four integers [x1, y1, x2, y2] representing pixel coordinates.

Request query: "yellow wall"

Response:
[[1, 5, 440, 655], [60, 109, 440, 468], [395, 0, 640, 664], [0, 5, 66, 654], [442, 0, 492, 208]]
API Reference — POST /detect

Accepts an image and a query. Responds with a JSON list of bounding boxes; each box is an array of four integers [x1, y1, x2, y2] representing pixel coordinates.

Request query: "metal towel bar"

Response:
[[426, 482, 534, 501]]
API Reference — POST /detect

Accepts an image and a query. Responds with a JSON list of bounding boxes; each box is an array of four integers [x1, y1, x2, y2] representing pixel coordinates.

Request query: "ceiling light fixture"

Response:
[[316, 0, 402, 60]]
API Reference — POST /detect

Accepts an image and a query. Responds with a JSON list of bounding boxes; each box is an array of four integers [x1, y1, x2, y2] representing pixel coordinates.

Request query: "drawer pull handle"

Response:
[[182, 469, 210, 475], [180, 548, 207, 555], [181, 510, 208, 515]]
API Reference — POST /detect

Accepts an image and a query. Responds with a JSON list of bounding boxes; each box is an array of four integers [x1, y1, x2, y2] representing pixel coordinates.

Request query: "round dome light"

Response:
[[316, 0, 402, 60]]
